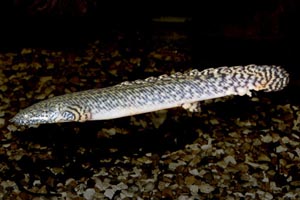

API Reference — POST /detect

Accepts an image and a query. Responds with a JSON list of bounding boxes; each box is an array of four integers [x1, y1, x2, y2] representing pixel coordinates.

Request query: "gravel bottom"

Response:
[[0, 31, 299, 199]]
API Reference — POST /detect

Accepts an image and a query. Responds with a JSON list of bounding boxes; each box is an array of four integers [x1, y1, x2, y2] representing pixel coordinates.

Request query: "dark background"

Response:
[[1, 0, 299, 75]]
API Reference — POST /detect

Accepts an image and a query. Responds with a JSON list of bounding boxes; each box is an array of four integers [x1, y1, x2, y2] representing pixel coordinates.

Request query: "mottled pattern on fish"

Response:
[[10, 64, 289, 126]]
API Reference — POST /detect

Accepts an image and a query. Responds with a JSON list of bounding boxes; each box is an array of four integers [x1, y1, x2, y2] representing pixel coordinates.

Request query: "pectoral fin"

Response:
[[181, 102, 201, 112]]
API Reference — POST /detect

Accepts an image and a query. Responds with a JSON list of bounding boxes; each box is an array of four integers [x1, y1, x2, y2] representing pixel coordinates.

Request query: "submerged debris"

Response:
[[1, 35, 299, 199]]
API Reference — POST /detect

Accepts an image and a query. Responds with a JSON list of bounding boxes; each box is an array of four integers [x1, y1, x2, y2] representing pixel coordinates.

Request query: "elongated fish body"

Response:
[[10, 65, 289, 126]]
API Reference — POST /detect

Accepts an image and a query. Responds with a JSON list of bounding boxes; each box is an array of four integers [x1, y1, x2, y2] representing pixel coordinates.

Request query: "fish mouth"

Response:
[[10, 114, 29, 126]]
